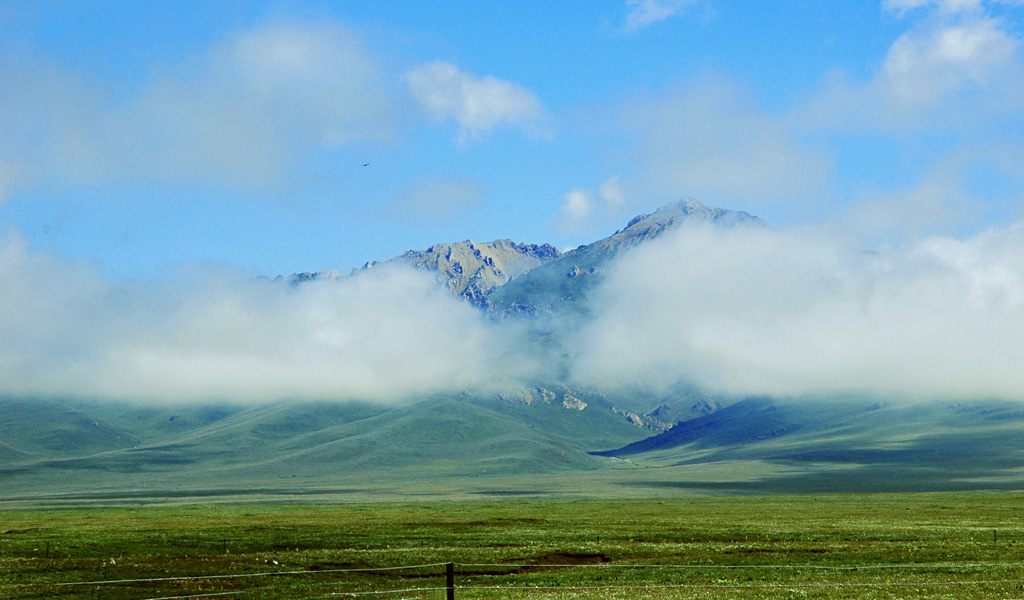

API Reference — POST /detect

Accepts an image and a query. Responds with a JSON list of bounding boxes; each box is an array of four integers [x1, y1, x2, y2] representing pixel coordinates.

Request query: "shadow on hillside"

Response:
[[617, 463, 1024, 495]]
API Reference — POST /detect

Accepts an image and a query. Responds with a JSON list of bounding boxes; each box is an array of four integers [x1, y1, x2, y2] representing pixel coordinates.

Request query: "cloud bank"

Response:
[[806, 0, 1023, 132], [622, 78, 832, 211], [0, 234, 526, 403], [570, 219, 1024, 401], [0, 21, 395, 195], [8, 213, 1024, 404]]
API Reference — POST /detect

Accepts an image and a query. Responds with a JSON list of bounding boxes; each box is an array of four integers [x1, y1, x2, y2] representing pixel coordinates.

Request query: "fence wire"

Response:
[[44, 559, 1024, 599]]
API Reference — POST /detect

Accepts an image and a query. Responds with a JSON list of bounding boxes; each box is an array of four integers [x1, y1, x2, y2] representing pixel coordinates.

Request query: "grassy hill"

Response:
[[596, 396, 1024, 494], [3, 391, 1024, 502], [0, 392, 658, 500]]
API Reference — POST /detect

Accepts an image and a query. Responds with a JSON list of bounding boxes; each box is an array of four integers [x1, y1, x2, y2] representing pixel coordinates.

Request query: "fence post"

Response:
[[446, 562, 455, 600]]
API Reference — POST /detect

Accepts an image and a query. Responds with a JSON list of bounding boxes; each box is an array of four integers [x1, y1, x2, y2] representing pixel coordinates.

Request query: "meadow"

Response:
[[3, 492, 1024, 599]]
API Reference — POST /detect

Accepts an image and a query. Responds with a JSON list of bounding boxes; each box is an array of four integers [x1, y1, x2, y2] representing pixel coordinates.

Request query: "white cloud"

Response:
[[884, 0, 985, 16], [0, 160, 18, 204], [390, 176, 484, 222], [882, 16, 1018, 105], [571, 219, 1024, 400], [884, 0, 933, 14], [624, 78, 832, 209], [0, 234, 528, 402], [841, 147, 1024, 241], [554, 176, 631, 235], [598, 176, 627, 209], [846, 172, 980, 240], [406, 61, 546, 141], [624, 0, 701, 31], [0, 21, 396, 194], [221, 23, 394, 147], [556, 189, 595, 234], [805, 2, 1023, 132], [12, 212, 1024, 404]]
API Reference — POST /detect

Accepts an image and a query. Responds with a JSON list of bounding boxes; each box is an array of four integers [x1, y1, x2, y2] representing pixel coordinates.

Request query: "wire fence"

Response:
[[40, 559, 1024, 600]]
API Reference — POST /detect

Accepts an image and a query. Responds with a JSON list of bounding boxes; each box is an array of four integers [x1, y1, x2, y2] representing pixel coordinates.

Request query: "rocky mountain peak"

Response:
[[623, 197, 711, 229], [613, 197, 763, 245], [484, 198, 765, 315], [287, 198, 760, 314], [287, 269, 342, 285], [363, 238, 561, 304]]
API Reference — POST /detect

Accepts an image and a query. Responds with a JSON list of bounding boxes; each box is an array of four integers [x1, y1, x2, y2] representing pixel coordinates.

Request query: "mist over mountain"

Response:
[[485, 198, 763, 316], [7, 197, 1024, 498], [4, 197, 1024, 405]]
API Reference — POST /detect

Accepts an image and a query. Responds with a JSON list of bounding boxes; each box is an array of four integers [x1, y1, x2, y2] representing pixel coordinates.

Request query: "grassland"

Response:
[[3, 492, 1024, 599], [6, 395, 1024, 502]]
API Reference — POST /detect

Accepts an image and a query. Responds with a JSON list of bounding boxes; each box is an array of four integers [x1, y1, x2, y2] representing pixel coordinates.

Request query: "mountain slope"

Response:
[[594, 397, 1024, 493], [485, 198, 764, 315], [0, 398, 140, 457], [385, 239, 560, 302], [294, 239, 561, 305], [0, 391, 655, 494]]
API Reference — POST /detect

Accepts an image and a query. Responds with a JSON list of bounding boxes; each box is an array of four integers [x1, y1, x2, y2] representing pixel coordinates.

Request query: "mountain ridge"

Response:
[[289, 198, 763, 315], [485, 198, 764, 315]]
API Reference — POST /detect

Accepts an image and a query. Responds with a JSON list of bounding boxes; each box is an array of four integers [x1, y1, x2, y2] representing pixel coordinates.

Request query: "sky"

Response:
[[2, 0, 1022, 278], [2, 0, 1024, 403]]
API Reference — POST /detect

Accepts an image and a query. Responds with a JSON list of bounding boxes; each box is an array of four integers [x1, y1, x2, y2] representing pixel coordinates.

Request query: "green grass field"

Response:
[[3, 492, 1024, 599]]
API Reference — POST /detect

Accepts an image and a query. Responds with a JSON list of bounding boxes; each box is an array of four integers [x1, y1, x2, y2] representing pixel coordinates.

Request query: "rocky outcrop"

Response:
[[561, 393, 587, 411], [647, 398, 723, 426], [494, 386, 596, 411], [612, 407, 673, 431], [359, 239, 560, 305], [496, 386, 558, 406], [287, 269, 342, 285]]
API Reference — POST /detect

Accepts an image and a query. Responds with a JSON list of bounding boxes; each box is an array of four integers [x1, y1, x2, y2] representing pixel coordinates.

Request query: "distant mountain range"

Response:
[[290, 198, 763, 314], [3, 198, 1023, 503]]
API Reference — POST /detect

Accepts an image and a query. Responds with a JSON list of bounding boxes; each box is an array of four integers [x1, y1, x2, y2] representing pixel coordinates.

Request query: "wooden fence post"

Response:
[[446, 562, 455, 600]]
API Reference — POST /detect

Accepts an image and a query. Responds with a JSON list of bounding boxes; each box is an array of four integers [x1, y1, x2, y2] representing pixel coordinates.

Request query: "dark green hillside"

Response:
[[596, 396, 828, 456], [242, 398, 604, 478], [598, 397, 1024, 493], [0, 393, 654, 498], [467, 385, 663, 449], [4, 393, 1024, 500], [0, 398, 138, 457], [0, 440, 29, 462]]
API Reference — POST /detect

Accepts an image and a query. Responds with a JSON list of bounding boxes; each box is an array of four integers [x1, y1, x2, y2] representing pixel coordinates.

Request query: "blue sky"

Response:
[[3, 0, 1021, 278]]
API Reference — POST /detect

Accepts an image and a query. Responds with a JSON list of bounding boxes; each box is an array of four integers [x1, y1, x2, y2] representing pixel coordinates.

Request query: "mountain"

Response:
[[593, 397, 1024, 494], [288, 197, 760, 314], [293, 239, 561, 304], [368, 239, 561, 303], [485, 198, 764, 315]]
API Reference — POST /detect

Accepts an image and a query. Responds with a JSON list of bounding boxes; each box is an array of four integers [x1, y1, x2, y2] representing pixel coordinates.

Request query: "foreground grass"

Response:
[[2, 493, 1024, 599]]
